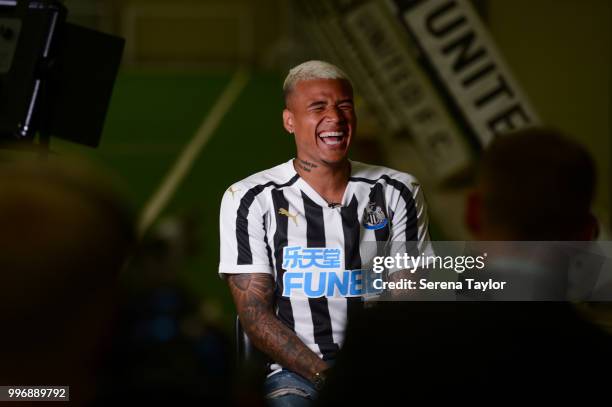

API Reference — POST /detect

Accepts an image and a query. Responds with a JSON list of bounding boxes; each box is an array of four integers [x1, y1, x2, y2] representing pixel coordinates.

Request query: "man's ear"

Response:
[[283, 109, 294, 134], [465, 189, 483, 237]]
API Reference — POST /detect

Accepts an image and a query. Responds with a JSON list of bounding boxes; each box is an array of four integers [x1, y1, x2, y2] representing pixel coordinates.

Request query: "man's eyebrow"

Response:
[[337, 99, 354, 105], [307, 101, 327, 108]]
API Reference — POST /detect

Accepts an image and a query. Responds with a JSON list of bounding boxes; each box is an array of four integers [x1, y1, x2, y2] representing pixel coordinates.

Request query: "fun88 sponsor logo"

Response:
[[281, 246, 381, 298], [283, 269, 369, 298], [282, 246, 342, 269]]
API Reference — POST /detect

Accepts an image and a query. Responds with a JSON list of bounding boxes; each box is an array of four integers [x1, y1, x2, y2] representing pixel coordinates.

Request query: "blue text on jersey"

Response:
[[282, 246, 342, 269], [282, 269, 382, 298]]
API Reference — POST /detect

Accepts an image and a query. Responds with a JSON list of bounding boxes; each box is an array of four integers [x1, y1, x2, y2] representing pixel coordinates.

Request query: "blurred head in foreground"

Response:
[[466, 127, 597, 240], [0, 158, 134, 403]]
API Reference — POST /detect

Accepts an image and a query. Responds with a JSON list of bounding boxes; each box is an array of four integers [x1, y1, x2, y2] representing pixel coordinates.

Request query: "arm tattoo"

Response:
[[227, 273, 327, 380]]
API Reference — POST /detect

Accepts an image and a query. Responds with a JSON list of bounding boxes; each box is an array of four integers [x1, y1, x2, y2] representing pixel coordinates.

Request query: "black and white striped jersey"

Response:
[[219, 159, 434, 367]]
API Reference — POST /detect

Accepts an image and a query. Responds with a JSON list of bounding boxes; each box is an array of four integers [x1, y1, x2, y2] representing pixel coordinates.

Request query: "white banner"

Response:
[[344, 1, 471, 179], [390, 0, 540, 145]]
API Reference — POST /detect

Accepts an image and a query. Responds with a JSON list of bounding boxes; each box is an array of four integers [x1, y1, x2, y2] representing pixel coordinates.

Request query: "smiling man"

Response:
[[219, 60, 434, 405]]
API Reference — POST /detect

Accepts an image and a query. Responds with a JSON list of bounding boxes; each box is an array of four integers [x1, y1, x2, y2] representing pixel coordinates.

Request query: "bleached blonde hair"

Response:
[[283, 60, 352, 100]]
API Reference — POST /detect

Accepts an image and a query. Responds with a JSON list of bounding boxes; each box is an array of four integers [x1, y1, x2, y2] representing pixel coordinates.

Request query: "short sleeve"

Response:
[[388, 176, 435, 275], [218, 184, 274, 276]]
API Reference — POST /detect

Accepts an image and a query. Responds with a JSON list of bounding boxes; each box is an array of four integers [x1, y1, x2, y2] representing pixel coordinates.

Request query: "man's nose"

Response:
[[325, 106, 346, 123]]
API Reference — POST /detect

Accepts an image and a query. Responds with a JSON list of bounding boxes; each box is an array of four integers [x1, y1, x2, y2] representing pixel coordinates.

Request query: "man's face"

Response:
[[283, 78, 356, 166]]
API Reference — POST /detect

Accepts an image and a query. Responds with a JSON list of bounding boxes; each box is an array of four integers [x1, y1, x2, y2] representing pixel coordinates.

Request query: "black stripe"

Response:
[[383, 176, 419, 256], [341, 195, 362, 269], [272, 189, 294, 331], [302, 191, 340, 361], [349, 176, 377, 185], [262, 214, 273, 268], [341, 194, 363, 319], [302, 192, 326, 247], [235, 174, 299, 264]]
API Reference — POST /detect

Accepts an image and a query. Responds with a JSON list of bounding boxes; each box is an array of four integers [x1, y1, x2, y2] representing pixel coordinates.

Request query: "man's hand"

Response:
[[227, 273, 328, 381]]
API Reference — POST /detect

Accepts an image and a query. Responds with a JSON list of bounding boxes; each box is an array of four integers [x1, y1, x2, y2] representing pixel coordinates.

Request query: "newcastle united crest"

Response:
[[363, 202, 388, 230]]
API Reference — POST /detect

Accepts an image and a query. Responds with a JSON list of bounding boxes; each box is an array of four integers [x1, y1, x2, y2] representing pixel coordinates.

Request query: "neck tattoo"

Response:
[[298, 159, 318, 173]]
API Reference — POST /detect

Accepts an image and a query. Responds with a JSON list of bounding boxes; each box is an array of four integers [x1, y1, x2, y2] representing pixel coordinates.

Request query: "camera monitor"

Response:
[[0, 0, 124, 147]]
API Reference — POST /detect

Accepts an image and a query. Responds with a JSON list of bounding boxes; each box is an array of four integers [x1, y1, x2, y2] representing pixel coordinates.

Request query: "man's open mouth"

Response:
[[318, 131, 346, 146]]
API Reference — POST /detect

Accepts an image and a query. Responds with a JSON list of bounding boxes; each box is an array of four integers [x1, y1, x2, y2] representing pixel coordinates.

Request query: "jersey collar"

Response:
[[284, 158, 354, 208]]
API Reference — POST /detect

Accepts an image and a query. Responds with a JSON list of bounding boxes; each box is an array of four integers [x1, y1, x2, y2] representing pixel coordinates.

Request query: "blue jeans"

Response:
[[264, 370, 317, 407]]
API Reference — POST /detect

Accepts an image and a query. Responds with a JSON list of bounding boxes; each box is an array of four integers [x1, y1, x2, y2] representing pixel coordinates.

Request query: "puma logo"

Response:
[[278, 208, 299, 226]]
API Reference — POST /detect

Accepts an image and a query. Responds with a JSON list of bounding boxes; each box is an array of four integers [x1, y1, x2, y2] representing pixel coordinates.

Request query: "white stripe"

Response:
[[324, 206, 347, 345], [286, 192, 319, 355], [289, 296, 320, 357], [138, 69, 250, 237]]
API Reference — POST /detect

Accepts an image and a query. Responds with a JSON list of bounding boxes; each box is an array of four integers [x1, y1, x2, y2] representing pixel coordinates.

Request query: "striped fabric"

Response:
[[219, 159, 433, 370]]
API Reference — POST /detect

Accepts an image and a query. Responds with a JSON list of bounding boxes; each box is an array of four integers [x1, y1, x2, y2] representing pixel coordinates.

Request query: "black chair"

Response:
[[235, 315, 271, 387], [235, 316, 256, 364]]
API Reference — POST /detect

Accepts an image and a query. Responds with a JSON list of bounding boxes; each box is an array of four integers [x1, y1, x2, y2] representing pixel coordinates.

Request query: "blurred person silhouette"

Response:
[[460, 127, 600, 300], [105, 214, 232, 405], [0, 158, 135, 406], [316, 127, 612, 405], [463, 125, 612, 341], [465, 126, 598, 241]]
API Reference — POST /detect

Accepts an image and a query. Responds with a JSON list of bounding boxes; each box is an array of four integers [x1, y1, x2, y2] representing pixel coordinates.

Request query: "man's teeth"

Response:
[[319, 131, 344, 138], [323, 138, 341, 145], [319, 132, 345, 145]]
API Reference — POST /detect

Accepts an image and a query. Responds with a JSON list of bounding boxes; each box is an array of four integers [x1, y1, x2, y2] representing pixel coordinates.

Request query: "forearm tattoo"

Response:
[[227, 273, 326, 380]]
